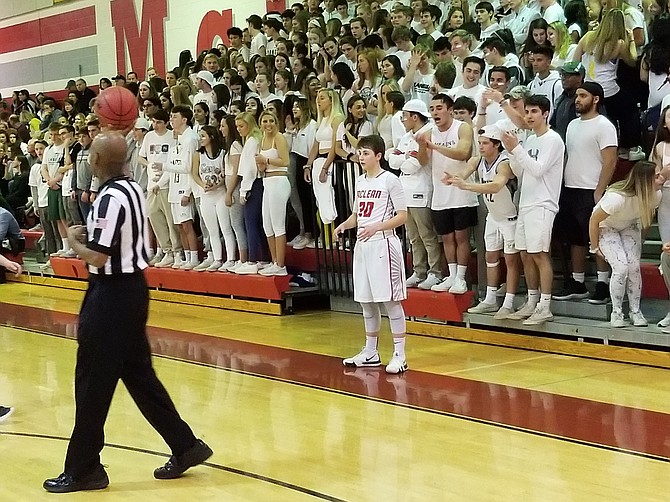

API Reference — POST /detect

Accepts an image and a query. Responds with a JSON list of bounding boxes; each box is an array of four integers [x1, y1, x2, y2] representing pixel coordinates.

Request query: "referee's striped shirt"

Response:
[[86, 176, 150, 275]]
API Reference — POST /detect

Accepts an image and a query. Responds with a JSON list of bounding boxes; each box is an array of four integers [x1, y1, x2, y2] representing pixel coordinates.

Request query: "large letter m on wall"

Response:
[[111, 0, 168, 76]]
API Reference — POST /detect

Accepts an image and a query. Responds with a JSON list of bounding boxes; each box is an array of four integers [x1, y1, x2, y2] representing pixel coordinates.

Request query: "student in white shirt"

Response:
[[247, 15, 267, 58], [447, 55, 487, 105], [400, 46, 436, 106], [501, 94, 564, 326], [527, 46, 563, 113], [499, 0, 541, 52]]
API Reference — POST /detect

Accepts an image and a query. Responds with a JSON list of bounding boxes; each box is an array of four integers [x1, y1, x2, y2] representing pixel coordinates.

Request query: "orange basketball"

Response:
[[93, 86, 138, 130]]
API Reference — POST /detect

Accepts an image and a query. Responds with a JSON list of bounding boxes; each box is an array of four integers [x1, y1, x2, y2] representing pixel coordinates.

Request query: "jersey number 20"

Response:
[[358, 201, 374, 218]]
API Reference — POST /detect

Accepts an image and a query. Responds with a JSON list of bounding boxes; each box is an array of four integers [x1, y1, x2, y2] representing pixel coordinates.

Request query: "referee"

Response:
[[44, 132, 212, 493]]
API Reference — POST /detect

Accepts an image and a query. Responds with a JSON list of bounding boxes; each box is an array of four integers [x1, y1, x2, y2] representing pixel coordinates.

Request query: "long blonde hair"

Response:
[[585, 9, 627, 63], [549, 22, 572, 60], [356, 50, 382, 86], [316, 88, 345, 127], [608, 160, 658, 228], [235, 112, 262, 144], [376, 79, 401, 126]]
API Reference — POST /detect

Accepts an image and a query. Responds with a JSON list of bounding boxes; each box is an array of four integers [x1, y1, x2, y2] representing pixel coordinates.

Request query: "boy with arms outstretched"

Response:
[[335, 135, 409, 374]]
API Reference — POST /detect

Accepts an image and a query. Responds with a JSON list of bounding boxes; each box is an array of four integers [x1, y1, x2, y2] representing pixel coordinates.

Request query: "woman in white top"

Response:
[[218, 115, 248, 272], [192, 125, 226, 272], [589, 161, 664, 328], [547, 21, 577, 68], [573, 9, 642, 160], [286, 97, 318, 249], [375, 82, 406, 153], [305, 88, 345, 226], [235, 112, 268, 274], [351, 50, 382, 116], [255, 111, 291, 276], [192, 102, 210, 135]]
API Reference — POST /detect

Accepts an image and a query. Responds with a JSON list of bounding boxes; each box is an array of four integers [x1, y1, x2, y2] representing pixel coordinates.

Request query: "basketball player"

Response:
[[0, 255, 21, 423], [334, 135, 409, 374], [445, 125, 521, 319]]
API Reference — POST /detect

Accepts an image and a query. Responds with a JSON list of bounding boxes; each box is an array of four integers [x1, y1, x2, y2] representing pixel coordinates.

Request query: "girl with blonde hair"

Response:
[[589, 161, 664, 328], [352, 50, 382, 115], [255, 110, 291, 276], [304, 88, 345, 225], [573, 9, 643, 161], [235, 112, 268, 274], [375, 80, 405, 150], [171, 84, 192, 107], [547, 21, 577, 68]]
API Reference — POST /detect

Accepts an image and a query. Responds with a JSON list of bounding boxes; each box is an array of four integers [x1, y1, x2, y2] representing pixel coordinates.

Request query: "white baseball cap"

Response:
[[196, 70, 215, 87], [402, 99, 430, 118], [478, 125, 502, 141], [134, 117, 151, 131]]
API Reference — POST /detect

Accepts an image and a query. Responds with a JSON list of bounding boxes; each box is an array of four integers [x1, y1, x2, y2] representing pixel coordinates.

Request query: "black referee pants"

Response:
[[64, 273, 197, 479]]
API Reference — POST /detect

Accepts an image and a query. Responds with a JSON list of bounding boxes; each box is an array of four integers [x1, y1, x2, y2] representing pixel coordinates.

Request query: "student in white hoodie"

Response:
[[527, 46, 563, 114], [388, 99, 445, 290]]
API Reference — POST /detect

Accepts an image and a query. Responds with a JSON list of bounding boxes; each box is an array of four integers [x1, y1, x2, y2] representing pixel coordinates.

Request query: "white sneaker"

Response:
[[523, 305, 554, 325], [406, 273, 423, 288], [206, 260, 223, 272], [180, 261, 198, 270], [258, 262, 272, 271], [154, 254, 174, 268], [61, 249, 77, 258], [449, 277, 468, 294], [287, 235, 303, 247], [658, 312, 670, 328], [467, 301, 498, 314], [273, 266, 288, 276], [385, 352, 408, 374], [494, 306, 515, 320], [171, 257, 184, 269], [193, 259, 212, 272], [418, 273, 441, 290], [629, 310, 648, 327], [343, 348, 382, 368], [218, 260, 236, 272], [235, 262, 259, 275], [611, 311, 625, 328], [293, 236, 310, 250], [431, 276, 454, 292], [149, 251, 164, 266], [259, 263, 280, 276], [628, 146, 645, 161], [507, 301, 537, 320], [305, 239, 316, 249], [50, 249, 65, 257]]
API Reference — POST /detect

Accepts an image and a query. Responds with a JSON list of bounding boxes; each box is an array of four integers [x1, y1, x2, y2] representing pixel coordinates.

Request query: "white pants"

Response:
[[262, 176, 291, 237], [199, 190, 227, 261], [221, 176, 247, 260], [599, 225, 642, 314], [312, 157, 337, 225], [353, 235, 407, 303]]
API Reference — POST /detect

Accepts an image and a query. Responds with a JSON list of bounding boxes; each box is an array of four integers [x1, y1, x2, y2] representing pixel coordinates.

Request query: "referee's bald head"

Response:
[[89, 131, 128, 180]]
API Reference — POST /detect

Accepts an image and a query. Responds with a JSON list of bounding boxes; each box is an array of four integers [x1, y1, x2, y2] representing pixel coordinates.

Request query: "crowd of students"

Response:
[[2, 0, 670, 328]]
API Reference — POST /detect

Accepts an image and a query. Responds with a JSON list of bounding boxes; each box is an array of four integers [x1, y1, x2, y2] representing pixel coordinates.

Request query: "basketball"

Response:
[[93, 86, 138, 130]]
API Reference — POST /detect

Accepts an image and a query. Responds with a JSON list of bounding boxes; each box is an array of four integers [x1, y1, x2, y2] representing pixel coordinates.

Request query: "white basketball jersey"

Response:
[[430, 120, 478, 210], [166, 128, 198, 203], [477, 154, 518, 219], [354, 170, 407, 240], [198, 151, 225, 190]]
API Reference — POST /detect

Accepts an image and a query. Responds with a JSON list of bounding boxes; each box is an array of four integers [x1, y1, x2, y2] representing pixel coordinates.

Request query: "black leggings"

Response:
[[604, 90, 641, 149], [294, 154, 317, 235]]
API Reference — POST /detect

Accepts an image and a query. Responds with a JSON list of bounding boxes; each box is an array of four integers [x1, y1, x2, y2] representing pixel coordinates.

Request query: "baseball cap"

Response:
[[196, 70, 215, 87], [139, 81, 151, 89], [64, 79, 76, 89], [134, 117, 151, 130], [402, 99, 430, 118], [112, 74, 126, 81], [478, 125, 503, 141], [505, 85, 532, 101], [560, 61, 585, 75], [578, 81, 605, 101]]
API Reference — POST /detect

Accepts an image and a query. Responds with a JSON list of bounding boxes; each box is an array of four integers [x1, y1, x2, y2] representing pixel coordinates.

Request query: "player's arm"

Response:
[[427, 122, 473, 161], [444, 156, 479, 185], [334, 212, 358, 237], [0, 254, 22, 276], [452, 160, 513, 193]]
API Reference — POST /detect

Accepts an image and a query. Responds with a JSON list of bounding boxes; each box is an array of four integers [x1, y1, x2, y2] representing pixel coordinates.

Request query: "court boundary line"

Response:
[[4, 323, 670, 465], [0, 431, 346, 501]]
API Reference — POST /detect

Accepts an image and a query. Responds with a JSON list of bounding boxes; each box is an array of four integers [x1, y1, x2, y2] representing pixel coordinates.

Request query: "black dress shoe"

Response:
[[43, 469, 109, 493], [154, 439, 213, 480]]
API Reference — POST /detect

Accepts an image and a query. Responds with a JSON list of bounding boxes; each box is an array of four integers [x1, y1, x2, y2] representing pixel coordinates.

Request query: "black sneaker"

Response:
[[0, 406, 13, 422], [552, 279, 589, 301], [588, 281, 610, 304], [154, 439, 213, 480]]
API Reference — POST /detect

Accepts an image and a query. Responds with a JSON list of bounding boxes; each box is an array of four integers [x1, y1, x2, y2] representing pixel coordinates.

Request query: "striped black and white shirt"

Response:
[[86, 176, 150, 275]]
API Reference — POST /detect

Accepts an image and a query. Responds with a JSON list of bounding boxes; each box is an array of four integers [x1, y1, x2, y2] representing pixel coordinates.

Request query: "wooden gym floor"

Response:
[[0, 282, 669, 501]]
